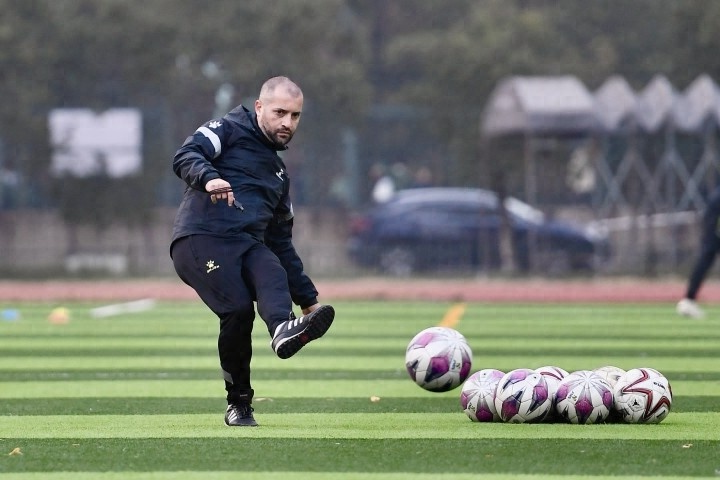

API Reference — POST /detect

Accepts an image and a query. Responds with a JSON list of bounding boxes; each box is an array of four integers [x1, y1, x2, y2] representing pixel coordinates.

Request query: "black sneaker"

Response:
[[271, 304, 335, 359], [224, 403, 258, 427]]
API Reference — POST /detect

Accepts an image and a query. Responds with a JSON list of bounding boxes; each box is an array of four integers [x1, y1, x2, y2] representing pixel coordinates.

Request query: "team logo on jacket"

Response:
[[276, 168, 285, 181], [206, 260, 220, 273], [208, 121, 222, 129]]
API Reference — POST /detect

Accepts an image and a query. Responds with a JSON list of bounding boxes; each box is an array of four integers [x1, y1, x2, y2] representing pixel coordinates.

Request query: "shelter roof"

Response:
[[593, 75, 637, 132], [481, 75, 599, 137], [673, 74, 720, 132], [635, 75, 677, 132]]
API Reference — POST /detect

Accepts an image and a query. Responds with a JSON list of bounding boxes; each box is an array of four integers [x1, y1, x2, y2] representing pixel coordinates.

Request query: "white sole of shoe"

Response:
[[274, 305, 335, 359]]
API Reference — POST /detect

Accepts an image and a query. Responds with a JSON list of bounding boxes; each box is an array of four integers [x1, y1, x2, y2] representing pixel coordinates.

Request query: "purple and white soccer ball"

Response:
[[555, 370, 614, 424], [613, 367, 673, 424], [535, 366, 569, 401], [535, 365, 570, 421], [460, 368, 505, 422], [405, 326, 473, 392], [493, 368, 552, 423]]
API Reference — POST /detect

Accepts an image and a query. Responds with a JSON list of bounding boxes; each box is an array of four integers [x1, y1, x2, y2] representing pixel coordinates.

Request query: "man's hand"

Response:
[[205, 179, 234, 206]]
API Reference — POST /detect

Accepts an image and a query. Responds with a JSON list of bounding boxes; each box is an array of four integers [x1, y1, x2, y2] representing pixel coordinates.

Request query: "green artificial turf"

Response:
[[1, 438, 718, 476], [0, 299, 718, 479]]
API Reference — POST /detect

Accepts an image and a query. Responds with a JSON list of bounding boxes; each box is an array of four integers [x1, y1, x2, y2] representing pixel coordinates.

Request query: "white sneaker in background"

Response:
[[676, 298, 705, 319]]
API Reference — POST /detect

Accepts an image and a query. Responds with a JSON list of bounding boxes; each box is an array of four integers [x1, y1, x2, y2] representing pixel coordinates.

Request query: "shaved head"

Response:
[[255, 76, 304, 148], [259, 76, 303, 102]]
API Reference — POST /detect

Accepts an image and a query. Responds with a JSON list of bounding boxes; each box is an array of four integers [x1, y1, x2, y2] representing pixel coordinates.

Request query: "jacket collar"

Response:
[[229, 105, 288, 152]]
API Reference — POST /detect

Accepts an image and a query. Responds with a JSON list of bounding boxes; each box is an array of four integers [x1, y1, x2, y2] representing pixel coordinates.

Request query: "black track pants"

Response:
[[686, 213, 720, 300], [171, 234, 293, 403]]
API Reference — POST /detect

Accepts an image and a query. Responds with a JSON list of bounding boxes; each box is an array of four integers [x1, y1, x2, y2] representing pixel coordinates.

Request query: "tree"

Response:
[[2, 0, 719, 217], [671, 1, 720, 86], [0, 0, 374, 218], [378, 0, 682, 188]]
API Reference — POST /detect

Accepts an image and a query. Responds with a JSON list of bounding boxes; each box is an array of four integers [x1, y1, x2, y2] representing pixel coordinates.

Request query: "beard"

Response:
[[258, 118, 294, 149], [267, 128, 293, 148]]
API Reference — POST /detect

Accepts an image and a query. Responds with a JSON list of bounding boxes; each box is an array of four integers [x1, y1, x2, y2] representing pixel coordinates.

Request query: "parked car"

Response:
[[346, 187, 610, 276]]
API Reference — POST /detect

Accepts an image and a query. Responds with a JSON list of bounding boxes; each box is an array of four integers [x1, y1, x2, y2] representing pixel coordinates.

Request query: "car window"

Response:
[[419, 204, 458, 219], [416, 203, 498, 226], [424, 203, 474, 215], [385, 189, 544, 226]]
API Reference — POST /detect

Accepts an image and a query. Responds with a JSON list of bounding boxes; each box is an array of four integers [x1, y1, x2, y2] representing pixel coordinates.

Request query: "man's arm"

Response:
[[172, 120, 227, 191]]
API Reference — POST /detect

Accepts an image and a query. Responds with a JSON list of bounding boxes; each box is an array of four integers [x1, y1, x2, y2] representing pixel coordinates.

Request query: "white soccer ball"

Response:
[[593, 365, 626, 388], [460, 368, 505, 422], [494, 368, 552, 423], [554, 370, 614, 424], [405, 326, 473, 392], [613, 367, 673, 424]]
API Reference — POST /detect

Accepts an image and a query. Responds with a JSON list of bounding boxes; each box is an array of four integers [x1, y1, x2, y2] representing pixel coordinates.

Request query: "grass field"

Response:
[[0, 299, 718, 479]]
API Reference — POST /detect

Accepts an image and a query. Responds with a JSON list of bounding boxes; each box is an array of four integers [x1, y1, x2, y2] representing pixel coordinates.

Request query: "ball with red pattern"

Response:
[[613, 367, 672, 424]]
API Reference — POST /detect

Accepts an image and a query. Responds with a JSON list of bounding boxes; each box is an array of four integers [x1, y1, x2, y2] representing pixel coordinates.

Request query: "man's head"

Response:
[[255, 76, 303, 149]]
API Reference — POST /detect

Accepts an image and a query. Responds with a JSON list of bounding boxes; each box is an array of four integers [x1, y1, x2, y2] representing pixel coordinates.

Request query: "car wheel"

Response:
[[379, 246, 416, 277]]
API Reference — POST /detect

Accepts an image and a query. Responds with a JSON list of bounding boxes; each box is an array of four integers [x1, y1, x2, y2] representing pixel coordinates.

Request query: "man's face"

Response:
[[255, 90, 303, 148]]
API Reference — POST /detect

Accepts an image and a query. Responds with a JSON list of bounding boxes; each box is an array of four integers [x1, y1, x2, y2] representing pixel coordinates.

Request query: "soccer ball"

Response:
[[405, 326, 473, 392], [460, 368, 505, 422], [555, 370, 614, 424], [593, 365, 626, 388], [593, 366, 627, 423], [535, 365, 569, 421], [613, 367, 673, 424], [535, 365, 569, 399], [494, 368, 552, 423]]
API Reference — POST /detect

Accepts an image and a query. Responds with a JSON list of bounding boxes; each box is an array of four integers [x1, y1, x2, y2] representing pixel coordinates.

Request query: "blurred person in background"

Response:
[[677, 184, 720, 319], [170, 76, 335, 426], [368, 162, 395, 203], [409, 166, 435, 189]]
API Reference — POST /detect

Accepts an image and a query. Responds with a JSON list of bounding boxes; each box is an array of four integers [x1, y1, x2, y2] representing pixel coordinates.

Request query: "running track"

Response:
[[0, 277, 716, 303]]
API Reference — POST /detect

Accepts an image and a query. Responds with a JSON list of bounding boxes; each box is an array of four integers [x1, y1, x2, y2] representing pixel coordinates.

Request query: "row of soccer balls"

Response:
[[404, 326, 673, 424], [460, 365, 672, 424]]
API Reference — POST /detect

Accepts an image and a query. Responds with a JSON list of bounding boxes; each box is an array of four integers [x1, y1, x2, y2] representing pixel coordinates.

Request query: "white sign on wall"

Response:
[[49, 108, 142, 178]]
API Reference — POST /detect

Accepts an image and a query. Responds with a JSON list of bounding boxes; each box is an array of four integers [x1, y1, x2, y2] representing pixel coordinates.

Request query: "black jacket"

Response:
[[171, 105, 318, 308]]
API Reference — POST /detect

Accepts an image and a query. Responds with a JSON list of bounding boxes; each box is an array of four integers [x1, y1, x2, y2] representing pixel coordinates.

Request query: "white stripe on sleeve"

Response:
[[196, 126, 222, 158]]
